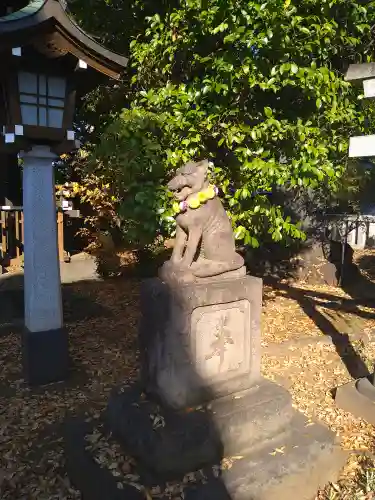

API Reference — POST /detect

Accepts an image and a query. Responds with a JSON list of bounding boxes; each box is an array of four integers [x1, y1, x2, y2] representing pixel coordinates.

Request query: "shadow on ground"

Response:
[[265, 267, 375, 381], [0, 282, 111, 330]]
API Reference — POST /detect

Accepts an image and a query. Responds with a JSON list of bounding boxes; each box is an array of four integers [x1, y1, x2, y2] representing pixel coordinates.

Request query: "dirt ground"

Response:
[[1, 250, 375, 499]]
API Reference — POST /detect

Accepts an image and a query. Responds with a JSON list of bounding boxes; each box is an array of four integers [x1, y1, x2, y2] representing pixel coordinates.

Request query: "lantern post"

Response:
[[0, 0, 127, 385]]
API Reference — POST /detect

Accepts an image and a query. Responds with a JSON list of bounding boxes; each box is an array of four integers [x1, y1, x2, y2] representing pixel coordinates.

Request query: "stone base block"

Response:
[[104, 379, 346, 499], [66, 411, 345, 500], [210, 379, 296, 456], [335, 377, 375, 425], [139, 276, 262, 409], [107, 383, 223, 479], [22, 327, 69, 385], [107, 379, 296, 479], [185, 414, 345, 500], [66, 415, 345, 500]]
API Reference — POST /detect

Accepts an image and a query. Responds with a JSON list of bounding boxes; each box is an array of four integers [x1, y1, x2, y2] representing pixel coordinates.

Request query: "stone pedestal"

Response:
[[101, 275, 346, 499], [20, 145, 68, 385], [139, 276, 262, 409]]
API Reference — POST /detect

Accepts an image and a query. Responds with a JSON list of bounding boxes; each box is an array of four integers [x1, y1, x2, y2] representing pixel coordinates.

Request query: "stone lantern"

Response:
[[335, 62, 375, 424], [0, 0, 127, 386]]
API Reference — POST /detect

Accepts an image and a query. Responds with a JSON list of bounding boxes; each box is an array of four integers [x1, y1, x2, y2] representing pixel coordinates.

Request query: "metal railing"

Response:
[[327, 214, 375, 250]]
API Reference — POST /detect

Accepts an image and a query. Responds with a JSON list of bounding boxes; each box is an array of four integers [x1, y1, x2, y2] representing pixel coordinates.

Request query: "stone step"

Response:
[[211, 379, 295, 456], [106, 380, 295, 479], [186, 412, 346, 500], [102, 379, 346, 499], [65, 400, 346, 500]]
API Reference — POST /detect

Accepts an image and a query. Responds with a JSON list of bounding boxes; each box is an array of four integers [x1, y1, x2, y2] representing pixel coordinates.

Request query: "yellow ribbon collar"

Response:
[[172, 184, 218, 214]]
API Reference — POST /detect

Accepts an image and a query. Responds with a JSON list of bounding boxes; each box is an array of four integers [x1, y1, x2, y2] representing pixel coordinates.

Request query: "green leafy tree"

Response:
[[70, 0, 375, 249]]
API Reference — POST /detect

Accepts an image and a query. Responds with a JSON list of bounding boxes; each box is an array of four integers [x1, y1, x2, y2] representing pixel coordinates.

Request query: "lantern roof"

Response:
[[345, 63, 375, 82], [0, 0, 128, 80]]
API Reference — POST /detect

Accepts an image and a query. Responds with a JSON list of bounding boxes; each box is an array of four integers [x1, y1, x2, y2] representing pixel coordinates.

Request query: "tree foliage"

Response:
[[69, 0, 375, 249]]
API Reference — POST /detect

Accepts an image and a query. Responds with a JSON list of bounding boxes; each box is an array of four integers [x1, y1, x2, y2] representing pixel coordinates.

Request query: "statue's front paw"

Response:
[[159, 260, 195, 284], [161, 260, 182, 272], [169, 257, 183, 267], [166, 259, 190, 271]]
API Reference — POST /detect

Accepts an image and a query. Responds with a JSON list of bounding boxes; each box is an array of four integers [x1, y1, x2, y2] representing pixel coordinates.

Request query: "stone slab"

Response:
[[335, 377, 375, 425], [139, 275, 262, 409]]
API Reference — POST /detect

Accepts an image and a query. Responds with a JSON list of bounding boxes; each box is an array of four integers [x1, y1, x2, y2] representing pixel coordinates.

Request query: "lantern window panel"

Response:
[[18, 71, 37, 94], [39, 107, 47, 127], [48, 98, 65, 108], [20, 104, 38, 126], [18, 71, 66, 128], [48, 77, 66, 98], [39, 75, 47, 96], [48, 108, 64, 128], [20, 94, 38, 104]]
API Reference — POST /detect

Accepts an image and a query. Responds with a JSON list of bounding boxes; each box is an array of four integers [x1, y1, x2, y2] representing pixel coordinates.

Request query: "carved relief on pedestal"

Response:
[[191, 300, 250, 381]]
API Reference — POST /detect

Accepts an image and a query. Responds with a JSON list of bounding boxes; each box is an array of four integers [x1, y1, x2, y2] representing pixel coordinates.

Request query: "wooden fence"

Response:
[[0, 207, 66, 268]]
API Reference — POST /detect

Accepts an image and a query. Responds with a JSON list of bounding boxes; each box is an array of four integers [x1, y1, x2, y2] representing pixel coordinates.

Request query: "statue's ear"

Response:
[[196, 159, 209, 178]]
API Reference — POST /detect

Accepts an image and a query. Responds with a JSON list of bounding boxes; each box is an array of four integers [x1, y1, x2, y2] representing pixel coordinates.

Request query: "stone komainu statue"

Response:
[[160, 159, 245, 282]]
